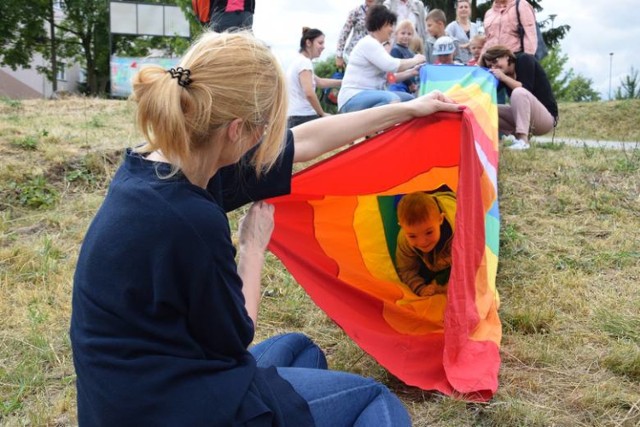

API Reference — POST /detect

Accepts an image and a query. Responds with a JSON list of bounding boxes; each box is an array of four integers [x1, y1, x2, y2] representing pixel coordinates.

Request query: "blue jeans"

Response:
[[250, 333, 411, 427], [339, 90, 415, 113]]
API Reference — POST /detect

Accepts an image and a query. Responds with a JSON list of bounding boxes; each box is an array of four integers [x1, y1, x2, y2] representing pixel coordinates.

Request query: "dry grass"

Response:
[[554, 99, 640, 142], [1, 96, 639, 426]]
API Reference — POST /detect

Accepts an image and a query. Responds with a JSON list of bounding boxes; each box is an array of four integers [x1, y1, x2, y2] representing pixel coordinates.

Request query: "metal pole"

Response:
[[609, 52, 614, 100]]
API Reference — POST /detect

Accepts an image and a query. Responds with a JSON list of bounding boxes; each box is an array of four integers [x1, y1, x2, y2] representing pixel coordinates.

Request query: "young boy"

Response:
[[432, 36, 457, 65], [467, 34, 486, 66], [395, 191, 456, 297], [389, 20, 420, 94], [425, 9, 448, 64]]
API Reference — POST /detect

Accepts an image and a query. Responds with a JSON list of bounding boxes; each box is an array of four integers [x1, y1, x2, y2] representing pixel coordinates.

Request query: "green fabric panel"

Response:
[[377, 196, 400, 266], [485, 214, 500, 256]]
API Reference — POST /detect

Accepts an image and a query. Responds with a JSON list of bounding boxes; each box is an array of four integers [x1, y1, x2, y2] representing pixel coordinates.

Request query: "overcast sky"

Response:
[[252, 1, 637, 100]]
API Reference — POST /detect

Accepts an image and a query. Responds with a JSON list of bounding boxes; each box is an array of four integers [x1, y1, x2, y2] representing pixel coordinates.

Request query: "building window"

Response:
[[56, 63, 66, 81]]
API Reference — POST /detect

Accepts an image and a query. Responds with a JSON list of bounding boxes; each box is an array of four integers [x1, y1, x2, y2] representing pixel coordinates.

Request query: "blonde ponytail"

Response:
[[131, 31, 288, 175]]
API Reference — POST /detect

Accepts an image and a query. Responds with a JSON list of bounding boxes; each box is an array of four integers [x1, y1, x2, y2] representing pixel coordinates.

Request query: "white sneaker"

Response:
[[506, 139, 530, 150], [502, 134, 517, 143]]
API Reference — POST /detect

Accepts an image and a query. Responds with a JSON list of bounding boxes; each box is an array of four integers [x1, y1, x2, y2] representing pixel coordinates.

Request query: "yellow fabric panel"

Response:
[[353, 196, 401, 284], [384, 293, 446, 335]]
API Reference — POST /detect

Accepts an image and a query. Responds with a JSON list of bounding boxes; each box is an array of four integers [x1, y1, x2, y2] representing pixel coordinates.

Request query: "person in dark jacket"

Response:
[[480, 45, 558, 150], [70, 30, 462, 426], [210, 0, 255, 32]]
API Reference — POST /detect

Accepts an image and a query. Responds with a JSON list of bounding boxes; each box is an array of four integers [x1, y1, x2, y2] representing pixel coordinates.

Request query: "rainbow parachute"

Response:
[[268, 65, 501, 400]]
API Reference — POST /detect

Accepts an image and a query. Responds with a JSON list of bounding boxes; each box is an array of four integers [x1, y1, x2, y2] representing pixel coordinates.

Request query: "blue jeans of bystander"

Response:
[[339, 90, 414, 113]]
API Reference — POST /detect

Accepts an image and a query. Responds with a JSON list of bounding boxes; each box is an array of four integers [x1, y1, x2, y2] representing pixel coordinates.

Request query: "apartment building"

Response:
[[0, 1, 83, 99]]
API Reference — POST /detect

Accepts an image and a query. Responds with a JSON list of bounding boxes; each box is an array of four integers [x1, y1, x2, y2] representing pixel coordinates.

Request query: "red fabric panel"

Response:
[[443, 113, 500, 396], [290, 114, 462, 195]]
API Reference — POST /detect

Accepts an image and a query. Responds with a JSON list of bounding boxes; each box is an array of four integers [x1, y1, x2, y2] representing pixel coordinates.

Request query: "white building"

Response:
[[0, 56, 83, 99], [0, 1, 83, 99]]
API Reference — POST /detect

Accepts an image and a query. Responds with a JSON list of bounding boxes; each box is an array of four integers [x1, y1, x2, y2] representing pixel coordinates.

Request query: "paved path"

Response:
[[533, 136, 640, 150]]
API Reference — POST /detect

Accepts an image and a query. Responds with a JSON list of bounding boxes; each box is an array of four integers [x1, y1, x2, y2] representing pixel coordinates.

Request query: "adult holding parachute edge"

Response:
[[70, 30, 463, 426]]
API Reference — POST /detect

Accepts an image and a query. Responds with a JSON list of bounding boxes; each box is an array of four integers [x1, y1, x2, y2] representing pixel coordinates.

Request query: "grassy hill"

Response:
[[554, 99, 640, 142], [1, 96, 639, 426]]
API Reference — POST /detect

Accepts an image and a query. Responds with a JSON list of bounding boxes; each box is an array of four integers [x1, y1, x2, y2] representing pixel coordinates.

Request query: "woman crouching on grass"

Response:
[[70, 30, 462, 426], [480, 45, 558, 150]]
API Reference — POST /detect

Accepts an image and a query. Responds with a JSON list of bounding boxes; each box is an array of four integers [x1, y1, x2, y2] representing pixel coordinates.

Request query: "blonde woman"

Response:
[[70, 31, 462, 425], [445, 0, 480, 64]]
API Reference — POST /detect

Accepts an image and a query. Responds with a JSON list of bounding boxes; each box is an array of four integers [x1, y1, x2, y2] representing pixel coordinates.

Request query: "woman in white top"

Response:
[[287, 28, 342, 128], [445, 0, 480, 64], [338, 5, 426, 113]]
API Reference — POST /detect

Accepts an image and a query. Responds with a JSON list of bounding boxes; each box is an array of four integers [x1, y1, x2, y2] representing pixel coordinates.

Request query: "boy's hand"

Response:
[[419, 284, 438, 297], [435, 284, 448, 294]]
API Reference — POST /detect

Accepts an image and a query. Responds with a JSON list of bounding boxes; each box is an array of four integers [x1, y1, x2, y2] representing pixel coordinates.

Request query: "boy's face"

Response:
[[400, 214, 444, 253], [435, 54, 454, 64], [426, 19, 445, 38], [396, 27, 414, 47]]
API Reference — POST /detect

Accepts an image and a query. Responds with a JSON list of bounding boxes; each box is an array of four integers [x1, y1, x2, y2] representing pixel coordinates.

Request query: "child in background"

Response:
[[389, 20, 420, 95], [467, 34, 486, 66], [395, 191, 456, 297], [410, 35, 425, 56], [425, 9, 448, 64], [432, 36, 457, 65]]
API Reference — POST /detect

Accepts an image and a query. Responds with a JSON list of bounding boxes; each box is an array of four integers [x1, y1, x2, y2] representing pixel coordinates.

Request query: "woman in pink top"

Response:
[[482, 0, 537, 56]]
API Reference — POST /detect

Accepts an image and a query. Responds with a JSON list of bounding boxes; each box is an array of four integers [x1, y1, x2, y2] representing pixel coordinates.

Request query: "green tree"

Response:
[[614, 67, 640, 100], [53, 0, 109, 95], [0, 0, 198, 97], [0, 0, 106, 95], [313, 55, 341, 114], [540, 47, 572, 99], [0, 1, 48, 70], [564, 75, 600, 102]]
